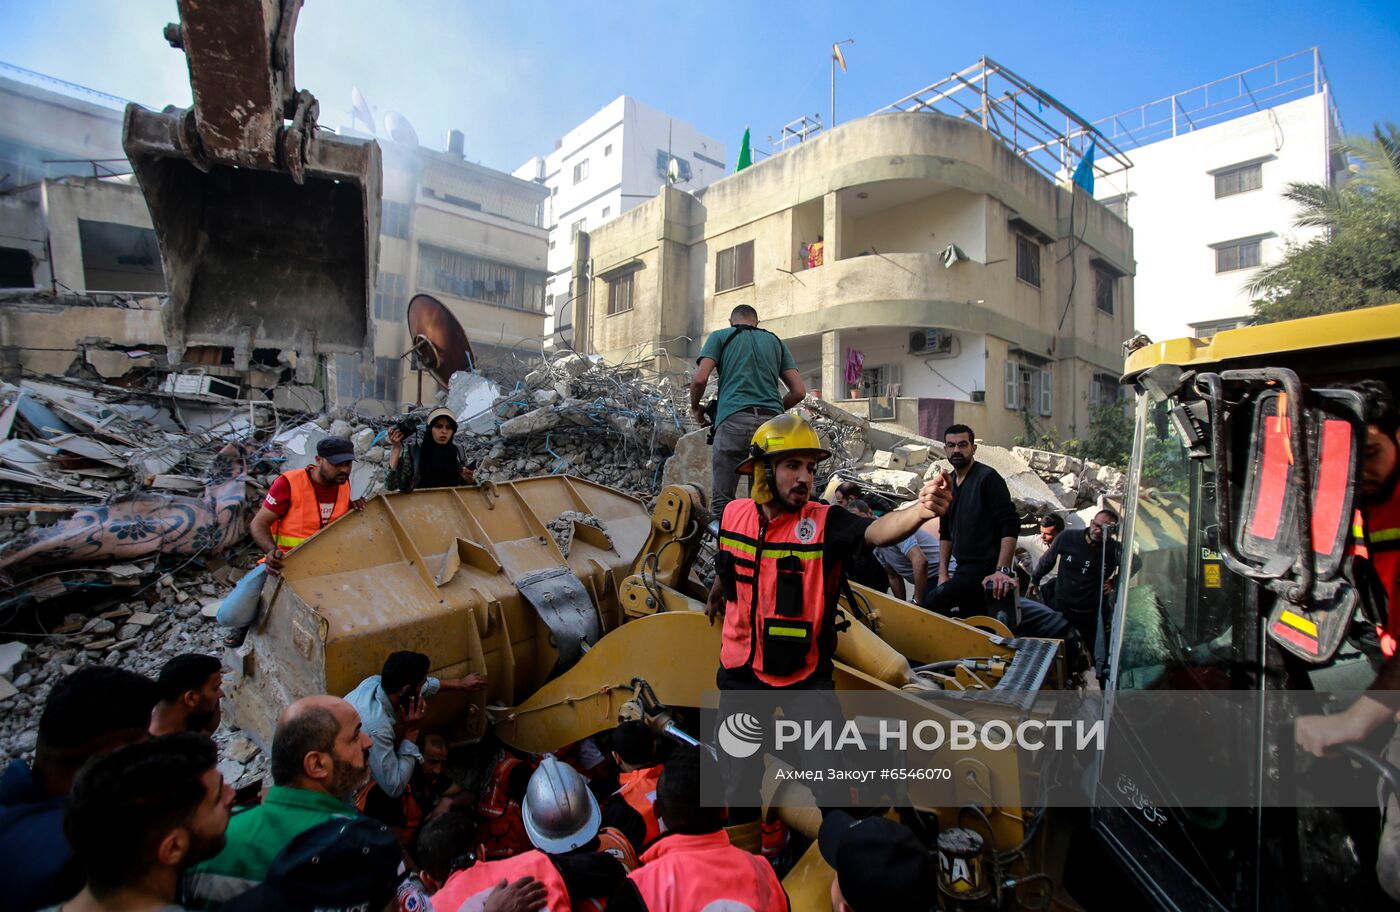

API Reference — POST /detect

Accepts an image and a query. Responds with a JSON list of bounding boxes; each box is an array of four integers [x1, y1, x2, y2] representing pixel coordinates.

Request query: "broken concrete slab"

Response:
[[892, 444, 929, 467], [0, 677, 16, 701], [0, 642, 27, 678], [271, 385, 325, 413], [855, 467, 923, 495], [659, 428, 711, 509], [868, 450, 906, 471]]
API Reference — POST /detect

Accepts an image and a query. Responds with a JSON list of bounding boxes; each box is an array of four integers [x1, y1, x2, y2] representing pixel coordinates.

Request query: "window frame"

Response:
[[1015, 233, 1041, 288], [1213, 162, 1263, 199], [573, 159, 589, 185], [382, 200, 411, 240], [715, 240, 756, 293], [607, 271, 634, 316], [1213, 237, 1263, 273], [1094, 265, 1116, 315]]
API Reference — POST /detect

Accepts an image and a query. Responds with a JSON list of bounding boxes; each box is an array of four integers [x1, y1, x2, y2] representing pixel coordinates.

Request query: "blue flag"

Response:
[[1072, 141, 1096, 193]]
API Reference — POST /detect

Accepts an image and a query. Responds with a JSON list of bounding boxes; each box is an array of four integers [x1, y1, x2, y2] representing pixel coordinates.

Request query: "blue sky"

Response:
[[2, 0, 1396, 172]]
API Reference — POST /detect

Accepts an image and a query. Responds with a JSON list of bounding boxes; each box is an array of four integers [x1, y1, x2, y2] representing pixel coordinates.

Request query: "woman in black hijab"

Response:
[[387, 407, 476, 492]]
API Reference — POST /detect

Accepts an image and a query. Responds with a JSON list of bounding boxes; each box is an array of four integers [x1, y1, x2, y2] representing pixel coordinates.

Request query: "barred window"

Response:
[[417, 244, 546, 313], [1015, 234, 1041, 287], [1214, 163, 1263, 198], [1214, 237, 1262, 273]]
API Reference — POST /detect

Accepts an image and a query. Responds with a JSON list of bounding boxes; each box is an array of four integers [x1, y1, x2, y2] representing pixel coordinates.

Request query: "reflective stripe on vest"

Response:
[[718, 500, 832, 687], [432, 850, 570, 912], [615, 765, 663, 847], [271, 467, 350, 549], [628, 830, 788, 912]]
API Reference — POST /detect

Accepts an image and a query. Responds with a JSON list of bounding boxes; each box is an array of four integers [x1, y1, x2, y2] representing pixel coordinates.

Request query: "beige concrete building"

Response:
[[334, 133, 550, 409], [578, 112, 1134, 447]]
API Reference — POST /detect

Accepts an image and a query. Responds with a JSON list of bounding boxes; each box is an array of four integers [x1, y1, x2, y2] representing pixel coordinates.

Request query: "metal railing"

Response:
[[867, 56, 1134, 182], [1091, 48, 1344, 152], [0, 60, 133, 111]]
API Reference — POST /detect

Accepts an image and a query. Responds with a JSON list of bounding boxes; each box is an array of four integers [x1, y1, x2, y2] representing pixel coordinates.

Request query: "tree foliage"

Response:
[[1249, 122, 1400, 323]]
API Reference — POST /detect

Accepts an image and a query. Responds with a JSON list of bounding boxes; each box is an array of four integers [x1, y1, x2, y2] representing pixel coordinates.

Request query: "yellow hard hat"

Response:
[[736, 413, 831, 475]]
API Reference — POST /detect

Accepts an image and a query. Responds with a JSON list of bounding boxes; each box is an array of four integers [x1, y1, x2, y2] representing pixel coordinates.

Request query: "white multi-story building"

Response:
[[514, 96, 727, 343], [1091, 49, 1346, 342]]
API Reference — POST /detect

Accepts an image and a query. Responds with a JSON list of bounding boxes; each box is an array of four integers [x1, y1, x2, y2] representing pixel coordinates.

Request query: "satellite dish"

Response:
[[351, 87, 375, 135], [407, 294, 474, 387], [384, 111, 420, 147]]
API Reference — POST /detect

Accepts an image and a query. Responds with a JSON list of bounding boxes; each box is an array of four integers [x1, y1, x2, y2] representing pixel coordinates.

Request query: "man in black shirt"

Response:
[[1031, 509, 1122, 652], [924, 424, 1021, 618]]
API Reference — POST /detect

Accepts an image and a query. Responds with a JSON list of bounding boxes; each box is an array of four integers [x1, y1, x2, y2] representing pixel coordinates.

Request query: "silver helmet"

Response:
[[522, 754, 601, 853]]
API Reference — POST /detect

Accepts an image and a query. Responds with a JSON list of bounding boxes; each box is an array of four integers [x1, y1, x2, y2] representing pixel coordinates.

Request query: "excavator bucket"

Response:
[[121, 0, 380, 368]]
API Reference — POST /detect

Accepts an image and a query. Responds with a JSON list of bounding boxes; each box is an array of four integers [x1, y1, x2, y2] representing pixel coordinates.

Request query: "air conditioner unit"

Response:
[[908, 329, 953, 355]]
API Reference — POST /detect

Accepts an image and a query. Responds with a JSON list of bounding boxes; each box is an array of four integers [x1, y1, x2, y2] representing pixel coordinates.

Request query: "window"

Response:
[[1214, 162, 1263, 199], [1004, 360, 1052, 416], [571, 218, 586, 236], [715, 241, 755, 292], [417, 244, 546, 313], [607, 272, 634, 315], [1094, 266, 1115, 315], [373, 356, 401, 404], [1092, 371, 1124, 408], [604, 144, 613, 157], [1015, 234, 1041, 287], [373, 271, 408, 322], [573, 159, 589, 184], [0, 246, 33, 288], [656, 150, 692, 182], [382, 201, 411, 239], [1214, 237, 1262, 273], [601, 206, 611, 219], [549, 240, 556, 250]]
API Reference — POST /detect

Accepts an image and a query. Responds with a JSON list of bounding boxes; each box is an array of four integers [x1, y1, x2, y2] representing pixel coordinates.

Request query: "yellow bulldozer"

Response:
[[221, 302, 1400, 912]]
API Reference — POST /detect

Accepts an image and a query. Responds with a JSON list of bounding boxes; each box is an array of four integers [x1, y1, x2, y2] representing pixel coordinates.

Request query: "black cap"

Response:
[[316, 436, 356, 465], [223, 817, 402, 912], [818, 811, 937, 912]]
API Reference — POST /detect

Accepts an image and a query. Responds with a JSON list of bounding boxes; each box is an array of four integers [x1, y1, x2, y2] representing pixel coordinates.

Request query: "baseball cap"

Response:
[[316, 435, 356, 465], [818, 810, 937, 912], [222, 817, 402, 912]]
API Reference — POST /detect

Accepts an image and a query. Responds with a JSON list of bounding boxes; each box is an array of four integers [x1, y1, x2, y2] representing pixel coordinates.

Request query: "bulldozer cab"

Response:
[[1100, 303, 1400, 910]]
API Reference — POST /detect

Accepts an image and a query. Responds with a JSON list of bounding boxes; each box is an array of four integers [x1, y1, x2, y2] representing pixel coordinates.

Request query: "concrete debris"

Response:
[[1012, 446, 1126, 509], [545, 512, 613, 558]]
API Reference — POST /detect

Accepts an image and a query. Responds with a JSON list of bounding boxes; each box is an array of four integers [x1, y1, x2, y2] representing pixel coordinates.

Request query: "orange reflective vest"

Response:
[[1356, 492, 1400, 656], [717, 500, 834, 687], [627, 830, 789, 912], [432, 850, 570, 912], [477, 751, 534, 860], [614, 765, 663, 847], [270, 467, 350, 549]]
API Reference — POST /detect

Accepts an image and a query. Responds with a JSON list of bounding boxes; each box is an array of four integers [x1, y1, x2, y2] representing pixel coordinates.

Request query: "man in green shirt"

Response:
[[690, 305, 805, 520], [184, 695, 371, 909]]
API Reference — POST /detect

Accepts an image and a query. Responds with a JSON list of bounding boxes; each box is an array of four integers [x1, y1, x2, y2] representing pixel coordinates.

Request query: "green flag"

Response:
[[736, 128, 752, 172]]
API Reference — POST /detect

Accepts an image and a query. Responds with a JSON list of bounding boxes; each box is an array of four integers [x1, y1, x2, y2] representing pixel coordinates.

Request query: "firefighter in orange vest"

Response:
[[706, 414, 952, 692], [602, 721, 664, 854], [430, 755, 635, 912], [608, 745, 788, 912], [251, 435, 365, 576], [1295, 380, 1400, 900]]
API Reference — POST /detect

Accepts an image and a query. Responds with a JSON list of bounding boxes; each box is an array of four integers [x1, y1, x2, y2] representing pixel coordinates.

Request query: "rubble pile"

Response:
[[1012, 446, 1126, 510]]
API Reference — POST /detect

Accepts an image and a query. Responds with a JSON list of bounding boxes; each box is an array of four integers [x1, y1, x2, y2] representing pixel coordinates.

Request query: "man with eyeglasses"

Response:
[[924, 424, 1021, 619]]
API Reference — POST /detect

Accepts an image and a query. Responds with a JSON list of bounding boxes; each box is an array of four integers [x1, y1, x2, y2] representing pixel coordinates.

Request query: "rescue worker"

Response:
[[1295, 379, 1400, 901], [706, 414, 952, 692], [602, 721, 663, 854], [250, 436, 364, 576], [608, 746, 788, 912], [225, 436, 364, 646], [428, 755, 634, 912]]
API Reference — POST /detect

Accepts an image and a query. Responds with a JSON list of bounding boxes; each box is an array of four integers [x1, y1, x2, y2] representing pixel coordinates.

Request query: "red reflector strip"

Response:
[[1271, 620, 1319, 654], [1310, 418, 1350, 554], [1249, 408, 1290, 541]]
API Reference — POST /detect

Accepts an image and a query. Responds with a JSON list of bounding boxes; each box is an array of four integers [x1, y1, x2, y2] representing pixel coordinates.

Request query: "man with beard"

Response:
[[150, 654, 224, 737], [924, 424, 1020, 618], [386, 407, 477, 492], [707, 413, 952, 692], [184, 696, 371, 910], [44, 733, 233, 912], [1030, 509, 1123, 654], [1295, 380, 1400, 900]]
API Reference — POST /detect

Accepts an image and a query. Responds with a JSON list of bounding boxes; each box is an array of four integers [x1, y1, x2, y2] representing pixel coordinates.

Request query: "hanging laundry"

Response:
[[844, 348, 865, 387]]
